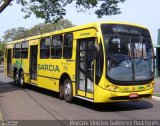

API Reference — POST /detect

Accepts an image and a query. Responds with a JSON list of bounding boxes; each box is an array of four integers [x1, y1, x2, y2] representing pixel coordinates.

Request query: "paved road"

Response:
[[155, 78, 160, 93], [0, 67, 160, 123]]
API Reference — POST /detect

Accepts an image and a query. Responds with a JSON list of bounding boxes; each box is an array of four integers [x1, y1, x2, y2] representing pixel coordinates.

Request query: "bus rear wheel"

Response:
[[14, 71, 19, 85], [19, 71, 25, 88], [63, 79, 73, 102]]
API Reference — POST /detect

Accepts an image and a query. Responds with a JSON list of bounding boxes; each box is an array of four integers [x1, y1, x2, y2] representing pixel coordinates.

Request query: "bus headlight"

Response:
[[106, 85, 119, 92], [146, 83, 154, 90]]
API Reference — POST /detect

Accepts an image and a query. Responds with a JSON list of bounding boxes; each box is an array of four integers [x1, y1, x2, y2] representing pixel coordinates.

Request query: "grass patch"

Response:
[[153, 94, 160, 97]]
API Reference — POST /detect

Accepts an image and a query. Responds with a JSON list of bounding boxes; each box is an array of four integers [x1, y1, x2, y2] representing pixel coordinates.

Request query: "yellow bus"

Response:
[[4, 22, 155, 103]]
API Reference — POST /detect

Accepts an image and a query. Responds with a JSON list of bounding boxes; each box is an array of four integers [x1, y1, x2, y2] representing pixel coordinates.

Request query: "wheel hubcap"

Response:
[[15, 74, 18, 84], [64, 82, 71, 97], [20, 77, 23, 85]]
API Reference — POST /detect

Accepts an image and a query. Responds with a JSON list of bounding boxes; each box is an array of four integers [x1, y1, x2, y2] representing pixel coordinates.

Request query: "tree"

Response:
[[2, 19, 75, 42], [0, 0, 12, 13], [28, 19, 75, 36], [0, 0, 126, 23], [2, 27, 28, 42], [0, 42, 5, 56], [0, 40, 5, 64]]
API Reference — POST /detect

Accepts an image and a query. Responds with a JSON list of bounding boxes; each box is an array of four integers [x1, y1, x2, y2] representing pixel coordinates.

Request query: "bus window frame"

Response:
[[51, 34, 63, 59], [13, 43, 21, 59], [40, 37, 51, 59], [63, 33, 73, 59], [21, 41, 29, 59]]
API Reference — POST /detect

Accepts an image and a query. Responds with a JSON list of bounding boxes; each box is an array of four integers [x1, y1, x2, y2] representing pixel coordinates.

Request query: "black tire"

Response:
[[14, 71, 19, 85], [63, 79, 73, 102], [19, 71, 25, 88], [59, 84, 64, 100]]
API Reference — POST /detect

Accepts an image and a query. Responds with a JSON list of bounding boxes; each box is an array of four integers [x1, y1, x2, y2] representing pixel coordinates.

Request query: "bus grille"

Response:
[[109, 94, 151, 100]]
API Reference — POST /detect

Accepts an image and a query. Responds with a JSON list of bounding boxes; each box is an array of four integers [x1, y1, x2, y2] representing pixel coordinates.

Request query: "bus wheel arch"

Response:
[[59, 73, 73, 102]]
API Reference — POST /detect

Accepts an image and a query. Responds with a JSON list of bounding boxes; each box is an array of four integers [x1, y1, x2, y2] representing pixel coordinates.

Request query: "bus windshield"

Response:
[[101, 24, 154, 83]]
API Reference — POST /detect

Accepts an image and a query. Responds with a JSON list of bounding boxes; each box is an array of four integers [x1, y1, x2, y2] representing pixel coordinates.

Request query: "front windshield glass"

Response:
[[101, 24, 154, 82]]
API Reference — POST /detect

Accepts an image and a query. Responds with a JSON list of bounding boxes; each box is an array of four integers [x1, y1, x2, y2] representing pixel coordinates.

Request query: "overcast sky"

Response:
[[0, 0, 160, 45]]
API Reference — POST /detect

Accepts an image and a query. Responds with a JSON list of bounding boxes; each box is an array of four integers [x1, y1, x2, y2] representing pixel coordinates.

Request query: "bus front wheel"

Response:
[[19, 71, 25, 88], [63, 79, 73, 102], [59, 84, 64, 100]]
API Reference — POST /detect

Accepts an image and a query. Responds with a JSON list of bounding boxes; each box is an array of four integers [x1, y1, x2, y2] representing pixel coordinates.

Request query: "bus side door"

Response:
[[7, 48, 12, 77], [76, 38, 96, 99], [30, 45, 38, 83]]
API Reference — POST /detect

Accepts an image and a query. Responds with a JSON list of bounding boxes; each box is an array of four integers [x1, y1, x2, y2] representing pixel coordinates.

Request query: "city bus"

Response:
[[4, 22, 155, 103]]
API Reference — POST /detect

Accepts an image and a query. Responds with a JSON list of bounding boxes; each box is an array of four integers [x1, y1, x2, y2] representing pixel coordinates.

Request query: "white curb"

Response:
[[152, 96, 160, 101], [0, 109, 4, 120]]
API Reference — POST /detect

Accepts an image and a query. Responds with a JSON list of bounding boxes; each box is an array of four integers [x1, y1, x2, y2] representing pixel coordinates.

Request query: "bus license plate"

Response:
[[129, 93, 138, 98]]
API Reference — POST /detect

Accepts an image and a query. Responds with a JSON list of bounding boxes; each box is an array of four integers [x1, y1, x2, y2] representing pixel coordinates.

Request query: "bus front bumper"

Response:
[[94, 85, 154, 103]]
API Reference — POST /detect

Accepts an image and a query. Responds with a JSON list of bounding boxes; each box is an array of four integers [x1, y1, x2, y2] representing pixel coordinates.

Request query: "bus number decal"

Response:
[[80, 32, 90, 37]]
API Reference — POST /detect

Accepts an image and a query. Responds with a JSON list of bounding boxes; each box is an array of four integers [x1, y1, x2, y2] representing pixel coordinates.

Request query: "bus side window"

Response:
[[21, 41, 29, 59], [51, 35, 63, 59], [63, 33, 73, 59], [13, 43, 21, 58], [40, 37, 51, 59]]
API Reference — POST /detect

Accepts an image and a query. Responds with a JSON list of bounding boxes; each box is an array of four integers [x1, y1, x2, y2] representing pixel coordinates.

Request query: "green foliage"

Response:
[[16, 0, 125, 23], [95, 0, 126, 18], [153, 94, 160, 97], [0, 42, 5, 57], [28, 19, 75, 36], [2, 27, 28, 42]]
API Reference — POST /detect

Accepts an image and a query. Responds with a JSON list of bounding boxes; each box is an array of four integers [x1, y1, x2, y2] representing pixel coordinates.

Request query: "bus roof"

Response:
[[6, 21, 147, 45]]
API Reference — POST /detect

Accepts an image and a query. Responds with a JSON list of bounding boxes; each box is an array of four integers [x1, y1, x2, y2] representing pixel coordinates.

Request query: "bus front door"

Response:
[[77, 38, 96, 100], [7, 49, 12, 77], [30, 45, 38, 84]]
